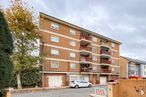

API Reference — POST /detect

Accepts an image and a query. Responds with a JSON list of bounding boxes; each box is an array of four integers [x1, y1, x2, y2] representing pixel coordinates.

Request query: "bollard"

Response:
[[6, 91, 11, 97], [108, 84, 113, 97], [6, 88, 13, 97]]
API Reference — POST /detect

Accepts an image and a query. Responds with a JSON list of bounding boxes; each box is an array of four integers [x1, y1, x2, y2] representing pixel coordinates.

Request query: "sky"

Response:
[[1, 0, 146, 61]]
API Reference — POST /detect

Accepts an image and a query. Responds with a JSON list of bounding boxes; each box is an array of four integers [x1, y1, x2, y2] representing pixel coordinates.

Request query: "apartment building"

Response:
[[39, 12, 121, 88], [120, 56, 146, 79]]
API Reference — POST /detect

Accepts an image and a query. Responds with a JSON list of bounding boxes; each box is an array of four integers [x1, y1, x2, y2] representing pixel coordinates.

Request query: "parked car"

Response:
[[70, 80, 92, 88]]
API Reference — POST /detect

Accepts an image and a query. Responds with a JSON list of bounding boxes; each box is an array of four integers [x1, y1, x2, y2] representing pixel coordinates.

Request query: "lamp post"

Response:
[[40, 37, 45, 87]]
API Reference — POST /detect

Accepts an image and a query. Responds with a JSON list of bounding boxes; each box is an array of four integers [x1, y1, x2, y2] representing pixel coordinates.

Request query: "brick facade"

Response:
[[39, 12, 121, 87]]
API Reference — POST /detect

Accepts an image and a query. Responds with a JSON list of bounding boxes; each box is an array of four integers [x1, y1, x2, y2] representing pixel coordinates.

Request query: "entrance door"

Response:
[[48, 76, 62, 87], [100, 76, 107, 85]]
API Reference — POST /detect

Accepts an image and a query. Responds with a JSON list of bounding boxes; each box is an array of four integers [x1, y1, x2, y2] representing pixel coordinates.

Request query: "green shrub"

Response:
[[10, 68, 41, 88]]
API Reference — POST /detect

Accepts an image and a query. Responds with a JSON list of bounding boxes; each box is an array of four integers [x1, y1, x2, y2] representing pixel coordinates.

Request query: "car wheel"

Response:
[[75, 85, 79, 88], [88, 84, 92, 88]]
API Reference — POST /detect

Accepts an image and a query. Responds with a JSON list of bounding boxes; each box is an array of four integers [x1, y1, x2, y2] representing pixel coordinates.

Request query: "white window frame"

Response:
[[144, 65, 146, 69], [92, 65, 97, 71], [51, 22, 59, 30], [70, 40, 76, 46], [111, 51, 114, 56], [51, 61, 59, 68], [70, 52, 76, 58], [144, 71, 146, 75], [51, 36, 59, 43], [111, 43, 115, 48], [51, 49, 59, 55], [70, 63, 76, 69], [92, 36, 97, 42], [112, 59, 115, 64], [70, 29, 76, 35], [112, 67, 115, 72], [92, 47, 96, 52], [92, 56, 97, 61]]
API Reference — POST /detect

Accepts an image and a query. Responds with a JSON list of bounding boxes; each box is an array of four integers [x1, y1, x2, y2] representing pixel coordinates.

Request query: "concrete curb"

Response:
[[10, 86, 69, 94], [9, 84, 100, 94]]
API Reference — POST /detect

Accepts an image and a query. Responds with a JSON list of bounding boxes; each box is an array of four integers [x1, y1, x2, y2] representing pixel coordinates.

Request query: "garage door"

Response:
[[70, 75, 89, 82], [70, 75, 79, 81], [100, 76, 107, 85], [80, 75, 89, 82], [48, 76, 62, 88]]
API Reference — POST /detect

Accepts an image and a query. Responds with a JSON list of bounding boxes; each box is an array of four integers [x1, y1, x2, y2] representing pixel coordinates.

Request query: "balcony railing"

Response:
[[80, 46, 92, 51], [80, 57, 92, 62], [80, 35, 92, 41], [100, 50, 111, 55], [100, 69, 111, 73], [80, 67, 99, 73], [80, 67, 92, 72], [100, 60, 111, 64], [100, 42, 110, 48]]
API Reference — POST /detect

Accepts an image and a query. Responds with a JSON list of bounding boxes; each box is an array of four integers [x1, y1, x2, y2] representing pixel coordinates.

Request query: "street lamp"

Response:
[[40, 36, 44, 87]]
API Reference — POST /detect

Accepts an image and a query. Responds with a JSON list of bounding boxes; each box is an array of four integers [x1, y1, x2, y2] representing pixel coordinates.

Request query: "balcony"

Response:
[[100, 50, 111, 55], [100, 68, 112, 73], [100, 60, 111, 65], [80, 66, 98, 73], [80, 64, 92, 72], [100, 50, 111, 58], [80, 57, 92, 62], [80, 35, 92, 41], [80, 57, 92, 64], [80, 46, 92, 51], [81, 67, 92, 72], [80, 35, 91, 46], [111, 68, 119, 75], [100, 42, 110, 48], [80, 46, 92, 56]]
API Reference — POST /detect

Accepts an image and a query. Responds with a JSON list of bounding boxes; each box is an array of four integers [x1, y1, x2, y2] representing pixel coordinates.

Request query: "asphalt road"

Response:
[[11, 87, 94, 97]]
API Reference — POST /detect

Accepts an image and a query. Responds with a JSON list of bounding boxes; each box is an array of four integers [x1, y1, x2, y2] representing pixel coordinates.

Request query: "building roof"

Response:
[[121, 56, 146, 64], [40, 12, 122, 44]]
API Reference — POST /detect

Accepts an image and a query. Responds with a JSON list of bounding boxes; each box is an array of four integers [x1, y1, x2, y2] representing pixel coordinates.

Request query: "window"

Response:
[[111, 51, 114, 56], [92, 36, 97, 42], [144, 65, 146, 69], [51, 61, 59, 68], [92, 47, 96, 52], [111, 43, 115, 47], [70, 40, 76, 46], [92, 65, 97, 71], [70, 29, 76, 35], [112, 67, 115, 72], [70, 52, 76, 58], [92, 56, 97, 61], [51, 36, 59, 42], [144, 72, 146, 75], [112, 59, 115, 64], [51, 22, 59, 30], [129, 70, 135, 75], [51, 49, 59, 55], [70, 63, 76, 69], [136, 71, 138, 75]]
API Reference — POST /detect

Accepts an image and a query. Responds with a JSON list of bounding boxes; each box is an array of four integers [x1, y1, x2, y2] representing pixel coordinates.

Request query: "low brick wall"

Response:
[[112, 79, 146, 97]]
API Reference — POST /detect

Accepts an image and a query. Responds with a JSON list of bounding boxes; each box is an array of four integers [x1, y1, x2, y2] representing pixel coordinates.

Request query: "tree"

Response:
[[0, 10, 13, 96], [10, 68, 41, 87], [5, 0, 40, 89]]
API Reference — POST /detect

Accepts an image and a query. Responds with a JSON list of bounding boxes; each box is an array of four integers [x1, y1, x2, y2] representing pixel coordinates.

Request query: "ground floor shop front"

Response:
[[43, 72, 118, 87]]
